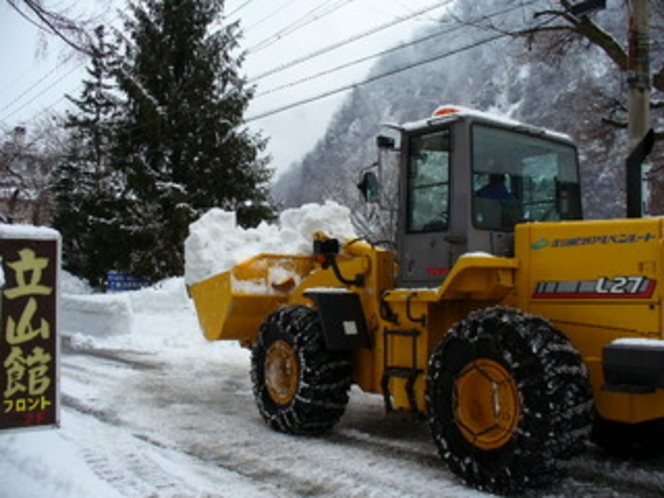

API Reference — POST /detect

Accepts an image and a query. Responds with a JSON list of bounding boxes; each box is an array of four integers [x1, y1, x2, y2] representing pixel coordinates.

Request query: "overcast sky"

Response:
[[0, 0, 451, 175]]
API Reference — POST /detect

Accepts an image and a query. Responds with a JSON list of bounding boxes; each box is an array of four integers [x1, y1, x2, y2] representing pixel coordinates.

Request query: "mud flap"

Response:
[[305, 290, 372, 350]]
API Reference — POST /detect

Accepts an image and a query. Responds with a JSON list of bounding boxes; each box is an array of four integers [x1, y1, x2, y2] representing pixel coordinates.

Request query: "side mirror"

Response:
[[358, 171, 380, 203]]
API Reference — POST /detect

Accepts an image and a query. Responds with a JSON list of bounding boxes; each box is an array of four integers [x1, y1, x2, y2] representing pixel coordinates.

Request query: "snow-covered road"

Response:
[[2, 278, 663, 497]]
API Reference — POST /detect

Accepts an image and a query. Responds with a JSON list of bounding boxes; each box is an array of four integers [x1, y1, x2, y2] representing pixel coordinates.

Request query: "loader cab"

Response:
[[393, 106, 582, 287]]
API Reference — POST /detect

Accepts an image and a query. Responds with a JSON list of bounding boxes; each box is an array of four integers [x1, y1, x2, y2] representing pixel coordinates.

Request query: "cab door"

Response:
[[397, 127, 459, 287]]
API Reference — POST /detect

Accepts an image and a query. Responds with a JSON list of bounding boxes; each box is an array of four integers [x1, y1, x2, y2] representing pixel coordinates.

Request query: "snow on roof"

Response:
[[184, 201, 356, 286], [462, 251, 496, 258], [401, 104, 573, 143], [0, 223, 60, 240], [0, 224, 60, 287], [304, 287, 352, 294], [611, 338, 664, 349]]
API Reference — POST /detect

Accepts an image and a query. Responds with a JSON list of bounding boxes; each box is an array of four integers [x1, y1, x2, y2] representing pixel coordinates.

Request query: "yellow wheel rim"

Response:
[[265, 340, 300, 405], [454, 359, 520, 450]]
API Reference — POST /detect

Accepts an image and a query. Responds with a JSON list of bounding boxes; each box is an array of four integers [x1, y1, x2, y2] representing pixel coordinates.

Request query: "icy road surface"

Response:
[[1, 278, 664, 497]]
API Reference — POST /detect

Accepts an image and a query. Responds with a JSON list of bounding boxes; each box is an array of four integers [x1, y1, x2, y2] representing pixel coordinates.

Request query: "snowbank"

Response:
[[0, 419, 124, 498], [60, 270, 94, 295], [184, 201, 356, 285], [59, 278, 192, 339], [60, 294, 134, 337], [124, 278, 190, 314]]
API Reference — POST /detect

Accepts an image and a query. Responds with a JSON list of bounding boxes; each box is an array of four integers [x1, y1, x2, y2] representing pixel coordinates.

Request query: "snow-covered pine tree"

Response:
[[112, 0, 273, 280], [52, 25, 129, 287]]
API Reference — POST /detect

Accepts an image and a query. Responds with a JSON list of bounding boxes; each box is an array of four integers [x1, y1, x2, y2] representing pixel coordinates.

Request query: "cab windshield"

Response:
[[472, 125, 582, 231]]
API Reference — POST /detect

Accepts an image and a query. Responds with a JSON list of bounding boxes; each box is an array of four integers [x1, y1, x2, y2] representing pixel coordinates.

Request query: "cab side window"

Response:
[[406, 130, 451, 232]]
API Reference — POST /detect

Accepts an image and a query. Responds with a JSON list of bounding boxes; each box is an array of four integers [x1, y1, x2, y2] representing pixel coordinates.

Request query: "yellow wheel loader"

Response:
[[188, 106, 664, 495]]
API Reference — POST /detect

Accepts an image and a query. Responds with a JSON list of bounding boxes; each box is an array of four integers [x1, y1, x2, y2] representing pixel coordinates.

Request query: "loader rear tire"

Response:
[[426, 307, 592, 495], [251, 305, 352, 436]]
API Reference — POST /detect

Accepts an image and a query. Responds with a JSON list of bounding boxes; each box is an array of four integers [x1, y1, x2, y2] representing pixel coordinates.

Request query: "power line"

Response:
[[0, 2, 118, 125], [242, 0, 304, 33], [0, 1, 444, 126], [24, 94, 69, 123], [247, 1, 549, 122], [255, 28, 453, 98], [248, 0, 358, 54], [6, 0, 92, 55], [0, 65, 63, 115], [0, 61, 83, 116], [249, 0, 454, 82], [0, 65, 39, 97], [5, 2, 538, 131], [246, 33, 507, 123], [0, 62, 84, 122], [254, 2, 529, 99], [226, 0, 255, 19]]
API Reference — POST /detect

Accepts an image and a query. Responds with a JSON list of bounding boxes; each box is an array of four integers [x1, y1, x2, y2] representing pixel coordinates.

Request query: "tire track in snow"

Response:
[[61, 407, 279, 498], [62, 334, 164, 371], [63, 408, 194, 496], [562, 452, 664, 498]]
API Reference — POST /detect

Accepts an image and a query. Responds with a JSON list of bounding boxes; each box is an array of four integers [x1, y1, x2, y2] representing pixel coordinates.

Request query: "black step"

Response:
[[381, 367, 422, 413], [384, 367, 422, 379], [384, 328, 420, 337], [381, 327, 422, 414], [602, 384, 656, 394]]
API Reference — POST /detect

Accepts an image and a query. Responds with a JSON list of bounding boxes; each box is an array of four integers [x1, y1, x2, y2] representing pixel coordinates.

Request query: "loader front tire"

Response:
[[426, 307, 592, 495], [251, 305, 352, 435]]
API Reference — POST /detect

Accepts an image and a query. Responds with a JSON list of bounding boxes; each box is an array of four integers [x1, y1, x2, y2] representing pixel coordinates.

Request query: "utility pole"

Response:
[[626, 0, 652, 217], [627, 0, 651, 148]]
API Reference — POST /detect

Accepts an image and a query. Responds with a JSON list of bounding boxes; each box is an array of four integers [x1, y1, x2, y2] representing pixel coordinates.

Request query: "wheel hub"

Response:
[[264, 340, 299, 405], [453, 358, 520, 450]]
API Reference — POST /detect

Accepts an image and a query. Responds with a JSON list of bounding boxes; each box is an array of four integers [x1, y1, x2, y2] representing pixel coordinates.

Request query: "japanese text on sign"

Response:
[[1, 238, 58, 431]]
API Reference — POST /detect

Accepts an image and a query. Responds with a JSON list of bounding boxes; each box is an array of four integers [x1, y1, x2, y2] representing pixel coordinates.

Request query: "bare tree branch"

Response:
[[566, 14, 629, 70], [515, 3, 630, 70], [602, 117, 628, 129], [7, 0, 93, 55], [453, 1, 661, 140]]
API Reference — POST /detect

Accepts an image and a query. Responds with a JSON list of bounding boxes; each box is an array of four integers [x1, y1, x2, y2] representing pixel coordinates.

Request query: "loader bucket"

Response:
[[189, 254, 314, 342]]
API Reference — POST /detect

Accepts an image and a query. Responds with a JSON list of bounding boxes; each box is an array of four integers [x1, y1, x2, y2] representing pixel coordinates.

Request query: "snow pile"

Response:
[[125, 277, 190, 314], [61, 201, 358, 340], [61, 276, 214, 358], [60, 278, 193, 339], [60, 294, 134, 337], [60, 270, 94, 295], [184, 201, 356, 285]]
